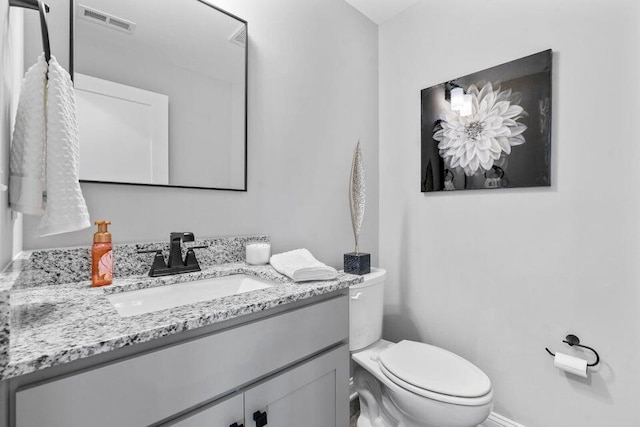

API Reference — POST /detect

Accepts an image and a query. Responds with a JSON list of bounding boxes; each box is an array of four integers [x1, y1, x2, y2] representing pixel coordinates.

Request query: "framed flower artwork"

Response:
[[421, 50, 552, 192]]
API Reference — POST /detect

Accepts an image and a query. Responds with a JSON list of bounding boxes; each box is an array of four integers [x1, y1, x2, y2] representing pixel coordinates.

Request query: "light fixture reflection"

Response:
[[450, 87, 464, 111], [459, 94, 473, 117]]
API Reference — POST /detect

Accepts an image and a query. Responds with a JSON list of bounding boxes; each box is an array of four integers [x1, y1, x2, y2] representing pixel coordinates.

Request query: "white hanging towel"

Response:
[[9, 54, 48, 214], [269, 249, 338, 282], [37, 56, 91, 236]]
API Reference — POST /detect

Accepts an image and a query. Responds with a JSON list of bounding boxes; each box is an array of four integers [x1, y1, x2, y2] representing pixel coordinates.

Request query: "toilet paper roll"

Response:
[[554, 352, 588, 378]]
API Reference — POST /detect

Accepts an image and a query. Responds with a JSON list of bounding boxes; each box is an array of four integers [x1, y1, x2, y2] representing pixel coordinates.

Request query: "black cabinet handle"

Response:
[[230, 423, 244, 427], [253, 410, 268, 427]]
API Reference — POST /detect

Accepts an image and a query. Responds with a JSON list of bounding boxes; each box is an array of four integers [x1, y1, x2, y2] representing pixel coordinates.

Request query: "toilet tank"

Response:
[[349, 268, 386, 351]]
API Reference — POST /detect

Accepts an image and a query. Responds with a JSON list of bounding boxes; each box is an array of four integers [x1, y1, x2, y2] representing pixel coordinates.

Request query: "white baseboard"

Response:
[[480, 412, 525, 427]]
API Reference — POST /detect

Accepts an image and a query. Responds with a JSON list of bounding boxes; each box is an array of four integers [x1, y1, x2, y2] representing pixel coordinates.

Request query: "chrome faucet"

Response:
[[138, 232, 207, 277]]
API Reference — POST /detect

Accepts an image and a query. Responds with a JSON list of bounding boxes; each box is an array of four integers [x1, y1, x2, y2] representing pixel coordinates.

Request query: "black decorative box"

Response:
[[344, 252, 370, 275]]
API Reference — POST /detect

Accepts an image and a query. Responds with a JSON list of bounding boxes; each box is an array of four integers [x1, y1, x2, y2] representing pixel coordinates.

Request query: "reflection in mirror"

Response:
[[73, 0, 247, 190]]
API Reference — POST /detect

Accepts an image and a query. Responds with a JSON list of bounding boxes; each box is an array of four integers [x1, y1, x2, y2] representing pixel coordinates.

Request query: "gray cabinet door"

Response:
[[244, 344, 349, 427], [168, 394, 244, 427]]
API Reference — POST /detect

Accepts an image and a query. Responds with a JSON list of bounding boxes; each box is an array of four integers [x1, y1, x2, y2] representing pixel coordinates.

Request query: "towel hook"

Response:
[[9, 0, 51, 63], [545, 334, 600, 367]]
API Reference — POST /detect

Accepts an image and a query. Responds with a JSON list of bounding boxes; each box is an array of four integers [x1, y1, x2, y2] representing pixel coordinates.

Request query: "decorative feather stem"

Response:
[[349, 141, 365, 253]]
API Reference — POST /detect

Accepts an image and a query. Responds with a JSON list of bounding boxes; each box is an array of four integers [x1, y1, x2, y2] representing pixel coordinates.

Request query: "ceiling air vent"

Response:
[[229, 25, 247, 47], [78, 4, 137, 35]]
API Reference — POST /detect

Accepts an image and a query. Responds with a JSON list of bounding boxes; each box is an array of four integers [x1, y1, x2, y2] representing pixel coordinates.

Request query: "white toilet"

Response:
[[350, 268, 494, 427]]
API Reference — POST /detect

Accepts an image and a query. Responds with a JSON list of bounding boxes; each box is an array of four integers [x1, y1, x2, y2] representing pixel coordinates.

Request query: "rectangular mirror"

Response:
[[72, 0, 247, 190]]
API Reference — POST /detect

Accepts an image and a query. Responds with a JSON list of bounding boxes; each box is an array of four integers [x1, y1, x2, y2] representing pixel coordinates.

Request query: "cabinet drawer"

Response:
[[168, 394, 243, 427], [16, 295, 348, 427]]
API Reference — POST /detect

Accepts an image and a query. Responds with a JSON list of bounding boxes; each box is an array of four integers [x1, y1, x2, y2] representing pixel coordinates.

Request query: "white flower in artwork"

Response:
[[433, 82, 528, 176]]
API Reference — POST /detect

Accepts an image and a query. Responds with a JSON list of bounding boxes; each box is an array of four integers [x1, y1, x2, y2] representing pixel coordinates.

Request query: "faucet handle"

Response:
[[186, 245, 208, 250], [137, 249, 163, 254], [136, 249, 169, 276], [184, 245, 207, 268]]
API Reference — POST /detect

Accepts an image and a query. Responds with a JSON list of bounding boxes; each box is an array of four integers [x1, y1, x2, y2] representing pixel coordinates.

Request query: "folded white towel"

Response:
[[37, 56, 91, 236], [269, 249, 338, 282], [9, 54, 48, 214]]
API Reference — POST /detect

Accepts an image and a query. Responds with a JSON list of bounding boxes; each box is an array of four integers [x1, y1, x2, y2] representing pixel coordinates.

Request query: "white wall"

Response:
[[22, 0, 379, 269], [0, 5, 24, 269], [379, 0, 640, 425]]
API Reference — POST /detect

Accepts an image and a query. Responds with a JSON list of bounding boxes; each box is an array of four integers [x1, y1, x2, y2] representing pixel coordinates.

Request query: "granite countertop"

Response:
[[0, 236, 363, 380]]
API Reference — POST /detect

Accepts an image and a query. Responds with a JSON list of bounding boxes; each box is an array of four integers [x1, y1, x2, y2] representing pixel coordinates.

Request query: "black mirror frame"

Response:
[[69, 0, 248, 192]]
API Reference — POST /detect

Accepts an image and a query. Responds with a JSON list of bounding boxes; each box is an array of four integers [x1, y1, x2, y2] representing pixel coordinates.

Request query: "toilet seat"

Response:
[[377, 340, 494, 406]]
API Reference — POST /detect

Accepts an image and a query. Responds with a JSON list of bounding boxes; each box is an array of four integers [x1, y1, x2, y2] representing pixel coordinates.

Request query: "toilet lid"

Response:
[[378, 340, 491, 398]]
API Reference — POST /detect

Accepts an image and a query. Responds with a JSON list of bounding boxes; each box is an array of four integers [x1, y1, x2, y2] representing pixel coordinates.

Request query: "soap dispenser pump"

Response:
[[91, 220, 113, 287]]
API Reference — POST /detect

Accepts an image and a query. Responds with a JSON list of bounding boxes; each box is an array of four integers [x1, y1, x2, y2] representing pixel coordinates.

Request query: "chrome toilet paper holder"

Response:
[[545, 334, 600, 367]]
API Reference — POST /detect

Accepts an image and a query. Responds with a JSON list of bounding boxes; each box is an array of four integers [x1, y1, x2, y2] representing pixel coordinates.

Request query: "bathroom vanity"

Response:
[[0, 236, 358, 427]]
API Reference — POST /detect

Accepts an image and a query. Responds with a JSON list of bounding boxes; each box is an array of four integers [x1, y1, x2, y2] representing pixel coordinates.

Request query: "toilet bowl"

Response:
[[350, 269, 493, 427]]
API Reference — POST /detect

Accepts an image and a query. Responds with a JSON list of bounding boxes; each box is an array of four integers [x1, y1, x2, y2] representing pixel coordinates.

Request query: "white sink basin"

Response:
[[107, 275, 274, 317]]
